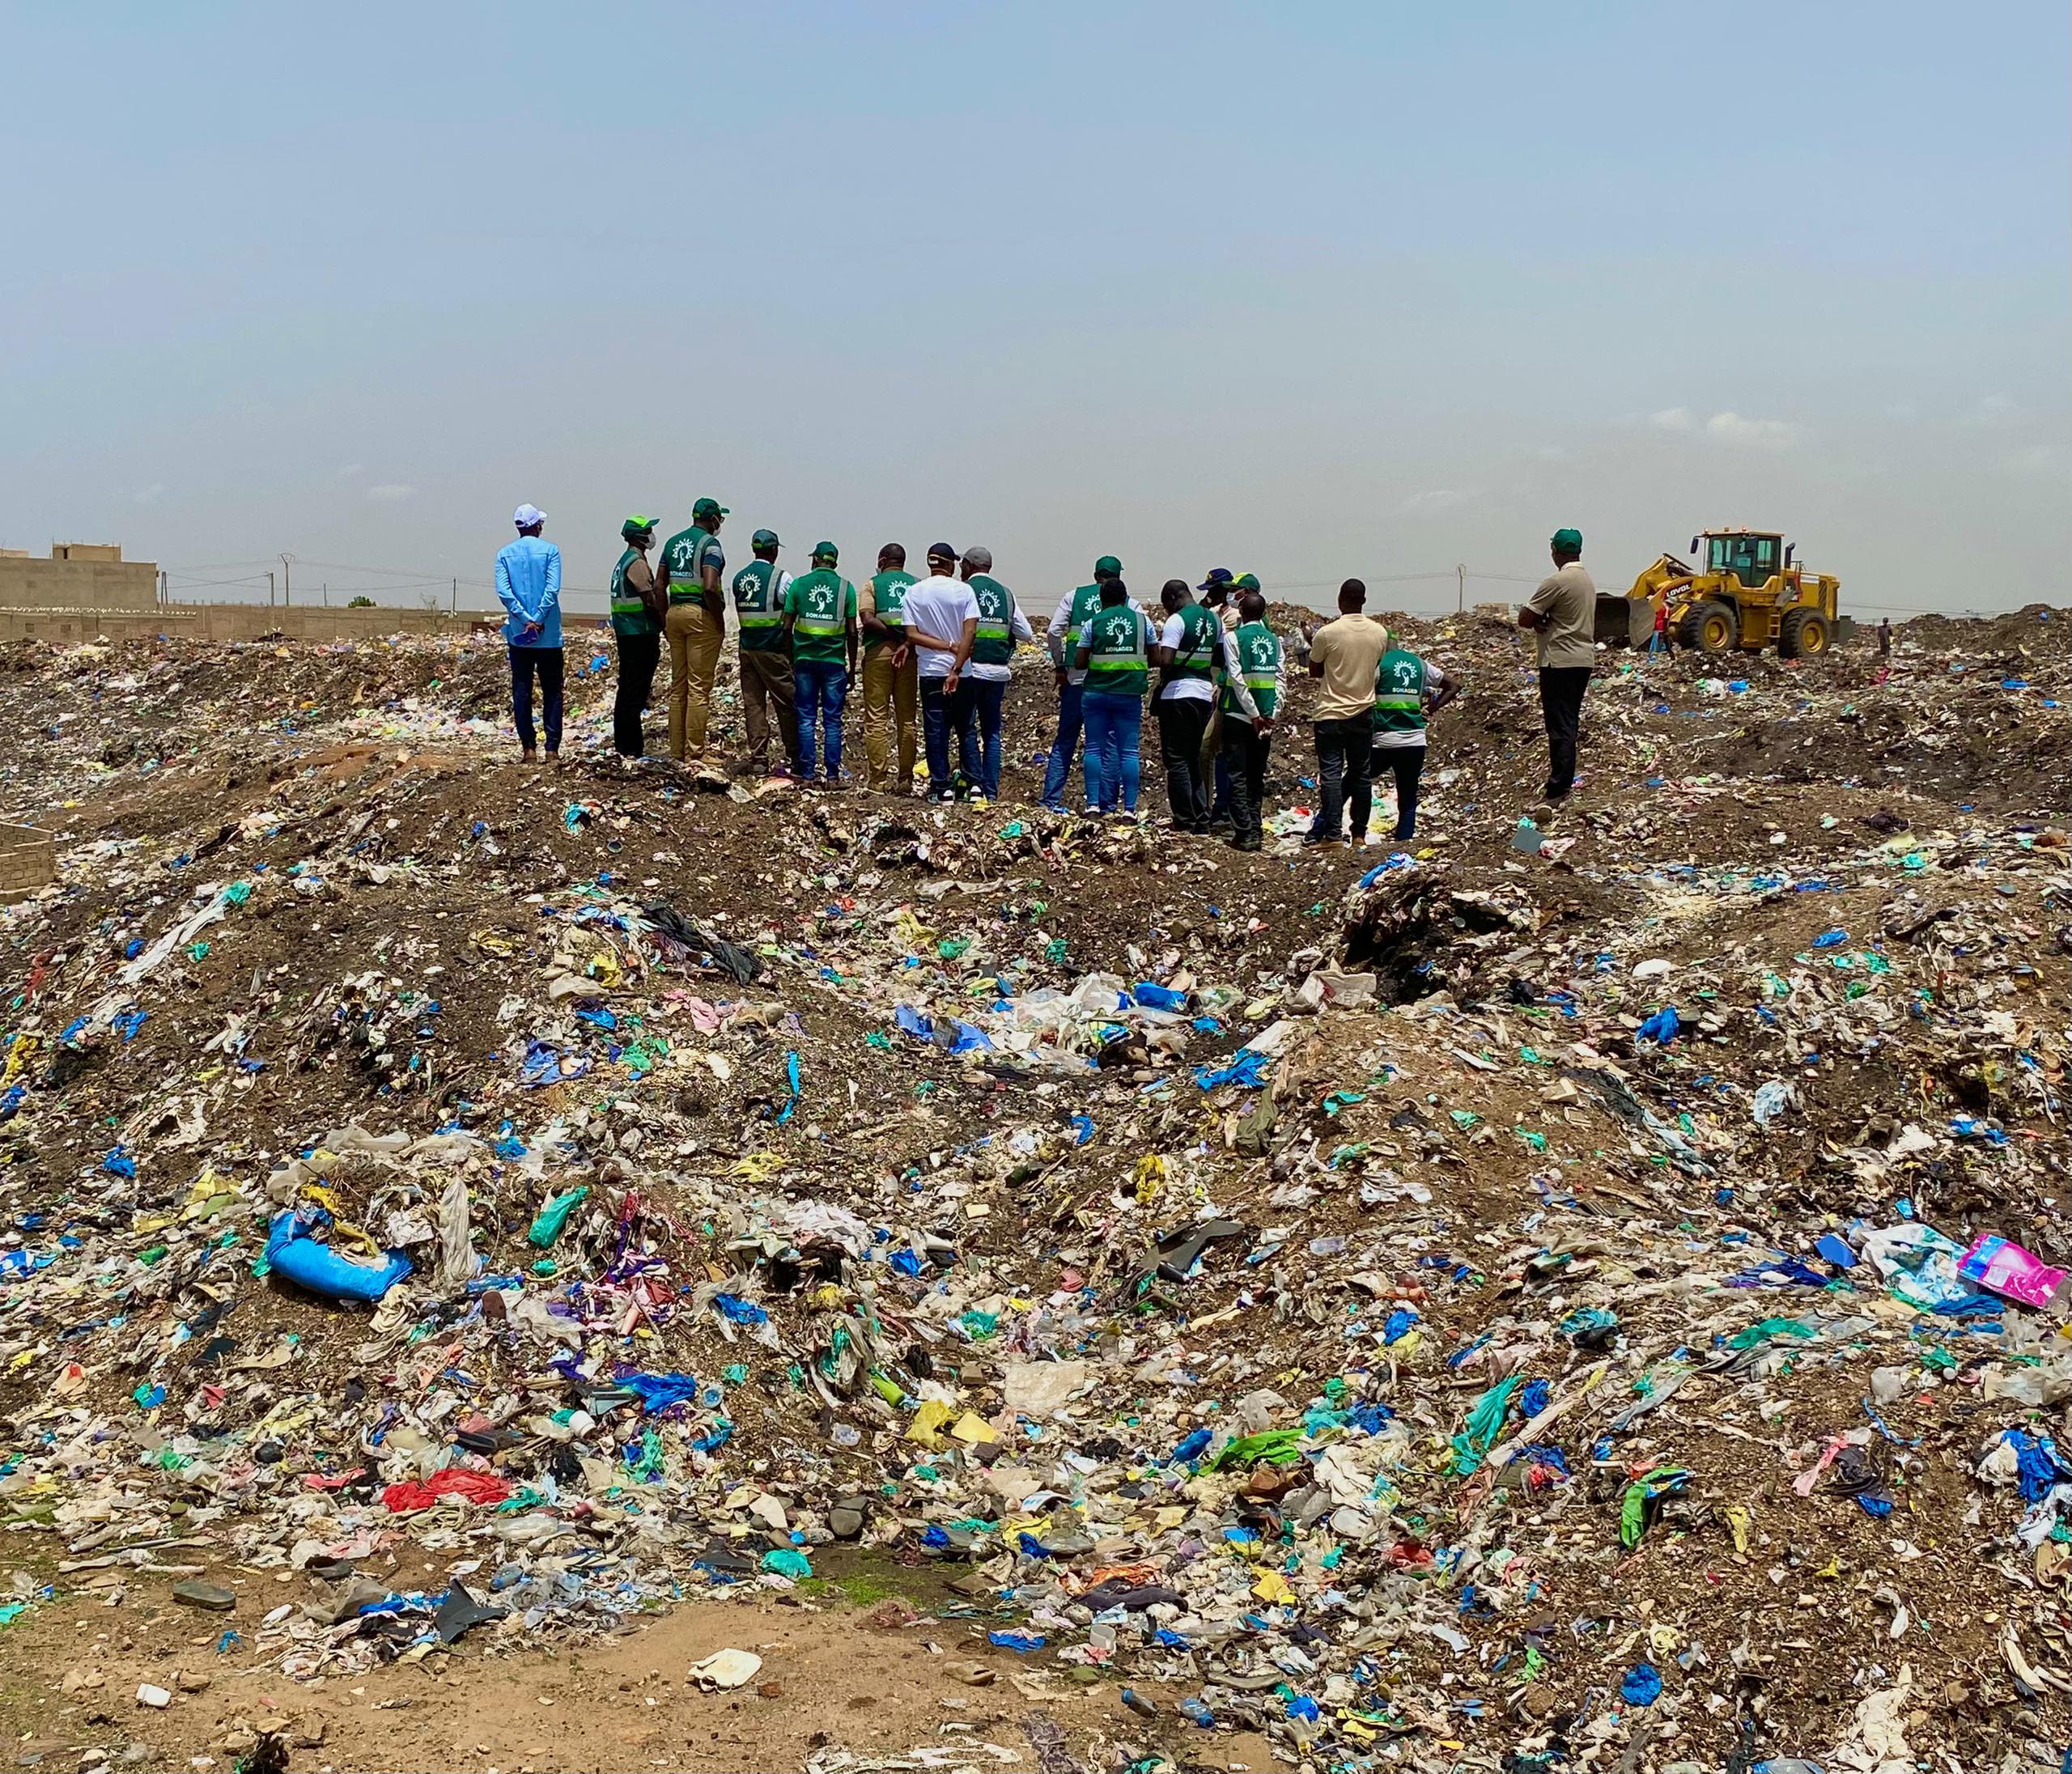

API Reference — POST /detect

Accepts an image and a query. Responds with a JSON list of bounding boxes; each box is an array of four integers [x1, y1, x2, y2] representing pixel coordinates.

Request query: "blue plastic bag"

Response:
[[265, 1211, 412, 1303]]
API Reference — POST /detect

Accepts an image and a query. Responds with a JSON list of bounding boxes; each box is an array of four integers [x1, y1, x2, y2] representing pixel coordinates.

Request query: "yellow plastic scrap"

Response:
[[1250, 1568, 1297, 1606], [1726, 1504, 1751, 1555], [732, 1152, 786, 1183], [1132, 1155, 1166, 1207], [295, 1183, 377, 1254], [471, 929, 516, 958], [907, 1399, 954, 1449], [949, 1411, 1000, 1446]]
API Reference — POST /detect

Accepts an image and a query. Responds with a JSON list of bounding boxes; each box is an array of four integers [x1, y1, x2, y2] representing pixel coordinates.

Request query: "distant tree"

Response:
[[346, 596, 376, 608]]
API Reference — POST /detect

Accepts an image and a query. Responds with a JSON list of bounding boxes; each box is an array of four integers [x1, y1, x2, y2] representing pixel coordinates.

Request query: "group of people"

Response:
[[494, 502, 1601, 847]]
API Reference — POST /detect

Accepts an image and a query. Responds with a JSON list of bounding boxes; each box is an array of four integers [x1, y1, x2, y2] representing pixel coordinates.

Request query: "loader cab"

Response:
[[1700, 531, 1783, 592]]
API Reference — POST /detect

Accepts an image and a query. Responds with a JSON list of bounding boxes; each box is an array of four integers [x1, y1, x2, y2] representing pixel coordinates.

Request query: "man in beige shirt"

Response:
[[1305, 579, 1392, 847], [1518, 526, 1597, 814]]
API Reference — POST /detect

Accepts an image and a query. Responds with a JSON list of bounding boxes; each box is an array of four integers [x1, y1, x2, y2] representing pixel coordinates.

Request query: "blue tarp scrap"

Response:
[[893, 1004, 994, 1055], [1192, 1047, 1273, 1091]]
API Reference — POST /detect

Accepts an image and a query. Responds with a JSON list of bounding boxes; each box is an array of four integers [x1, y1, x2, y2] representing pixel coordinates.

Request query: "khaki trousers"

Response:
[[860, 643, 918, 790], [738, 648, 800, 774], [665, 601, 723, 762]]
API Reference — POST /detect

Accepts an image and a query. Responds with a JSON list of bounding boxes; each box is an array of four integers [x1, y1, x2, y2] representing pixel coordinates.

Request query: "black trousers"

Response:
[[1374, 742, 1424, 840], [1538, 666, 1591, 800], [1311, 715, 1373, 840], [1157, 695, 1213, 830], [509, 645, 564, 753], [614, 632, 660, 757], [1221, 717, 1271, 843]]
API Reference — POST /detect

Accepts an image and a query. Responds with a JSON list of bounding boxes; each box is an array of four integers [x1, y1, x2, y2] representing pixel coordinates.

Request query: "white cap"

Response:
[[513, 503, 546, 528]]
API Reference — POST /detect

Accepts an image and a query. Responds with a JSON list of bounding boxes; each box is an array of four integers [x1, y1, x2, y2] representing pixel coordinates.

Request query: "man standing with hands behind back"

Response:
[[1304, 578, 1391, 847], [656, 496, 729, 779], [1518, 526, 1596, 821]]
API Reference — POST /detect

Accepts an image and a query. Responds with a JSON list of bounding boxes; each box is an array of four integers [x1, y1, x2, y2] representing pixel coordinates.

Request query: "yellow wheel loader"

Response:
[[1594, 529, 1851, 658]]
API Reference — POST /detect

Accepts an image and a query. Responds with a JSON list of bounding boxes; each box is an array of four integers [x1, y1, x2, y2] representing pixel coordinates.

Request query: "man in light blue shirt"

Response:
[[495, 503, 565, 761]]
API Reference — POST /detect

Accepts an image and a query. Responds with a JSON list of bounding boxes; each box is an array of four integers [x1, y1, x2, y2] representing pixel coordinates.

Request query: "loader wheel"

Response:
[[1777, 609, 1829, 659], [1679, 600, 1738, 653]]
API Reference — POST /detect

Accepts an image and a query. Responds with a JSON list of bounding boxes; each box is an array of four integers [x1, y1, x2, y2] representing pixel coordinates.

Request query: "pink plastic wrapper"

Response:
[[1958, 1233, 2068, 1309]]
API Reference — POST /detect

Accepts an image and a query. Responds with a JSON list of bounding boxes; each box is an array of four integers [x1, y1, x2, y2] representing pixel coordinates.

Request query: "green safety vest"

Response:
[[1372, 647, 1428, 732], [732, 560, 788, 652], [786, 569, 855, 664], [866, 571, 915, 645], [967, 575, 1017, 666], [1222, 619, 1281, 719], [661, 525, 721, 605], [609, 547, 656, 639], [1083, 603, 1149, 698], [1063, 582, 1105, 656], [1166, 602, 1222, 683]]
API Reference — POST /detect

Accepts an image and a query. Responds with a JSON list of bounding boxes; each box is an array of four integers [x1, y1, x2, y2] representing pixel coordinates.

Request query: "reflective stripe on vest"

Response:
[[609, 548, 644, 616]]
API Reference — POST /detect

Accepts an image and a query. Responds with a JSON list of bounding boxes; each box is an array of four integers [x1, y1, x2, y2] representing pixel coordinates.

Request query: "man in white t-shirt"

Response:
[[903, 543, 981, 801]]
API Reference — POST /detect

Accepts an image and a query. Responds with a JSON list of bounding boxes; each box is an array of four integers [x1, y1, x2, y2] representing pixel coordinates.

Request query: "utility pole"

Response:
[[156, 569, 167, 605], [266, 570, 276, 607], [279, 552, 295, 607], [322, 581, 328, 607], [450, 577, 458, 614], [1456, 563, 1467, 615]]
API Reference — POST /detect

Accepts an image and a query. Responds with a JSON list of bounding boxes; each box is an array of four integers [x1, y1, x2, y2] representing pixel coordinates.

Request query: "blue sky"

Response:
[[3, 2, 2066, 614]]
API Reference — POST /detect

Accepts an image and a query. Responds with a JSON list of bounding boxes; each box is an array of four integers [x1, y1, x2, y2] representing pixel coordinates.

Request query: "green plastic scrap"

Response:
[[1321, 1090, 1365, 1117], [1726, 1318, 1819, 1352], [1448, 1375, 1521, 1476], [1619, 1466, 1691, 1547], [1210, 1428, 1306, 1471], [1449, 1110, 1480, 1131], [528, 1185, 590, 1248], [938, 936, 972, 961], [222, 881, 254, 906]]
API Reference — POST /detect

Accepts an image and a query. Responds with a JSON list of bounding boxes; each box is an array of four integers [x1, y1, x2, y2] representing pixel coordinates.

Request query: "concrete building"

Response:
[[0, 543, 159, 612]]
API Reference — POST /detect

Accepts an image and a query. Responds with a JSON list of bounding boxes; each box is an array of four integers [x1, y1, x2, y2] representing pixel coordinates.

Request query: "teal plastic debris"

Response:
[[528, 1185, 590, 1248]]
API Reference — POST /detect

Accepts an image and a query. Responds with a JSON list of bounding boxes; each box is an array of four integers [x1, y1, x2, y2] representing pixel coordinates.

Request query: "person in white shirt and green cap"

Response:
[[731, 528, 798, 780]]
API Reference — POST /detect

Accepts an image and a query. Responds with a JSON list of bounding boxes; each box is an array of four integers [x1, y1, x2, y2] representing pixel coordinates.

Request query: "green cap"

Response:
[[1234, 572, 1261, 592], [1552, 527, 1583, 553], [811, 541, 839, 562], [694, 496, 728, 521], [621, 514, 658, 539], [1093, 554, 1123, 577], [751, 528, 780, 549]]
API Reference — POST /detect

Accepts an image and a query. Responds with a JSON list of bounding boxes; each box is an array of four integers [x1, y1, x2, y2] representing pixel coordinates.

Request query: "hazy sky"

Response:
[[5, 2, 2066, 616]]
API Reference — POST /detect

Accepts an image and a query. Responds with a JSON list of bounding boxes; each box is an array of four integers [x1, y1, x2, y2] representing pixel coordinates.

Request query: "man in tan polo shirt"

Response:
[[1305, 578, 1392, 847], [1518, 526, 1597, 817]]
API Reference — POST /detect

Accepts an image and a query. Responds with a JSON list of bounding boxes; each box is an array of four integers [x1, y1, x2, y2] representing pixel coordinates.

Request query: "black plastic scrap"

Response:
[[433, 1580, 509, 1645], [643, 902, 763, 984], [1146, 1217, 1246, 1284]]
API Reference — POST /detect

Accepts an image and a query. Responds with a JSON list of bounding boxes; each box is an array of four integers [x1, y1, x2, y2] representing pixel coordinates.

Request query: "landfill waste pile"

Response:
[[0, 604, 2066, 1772]]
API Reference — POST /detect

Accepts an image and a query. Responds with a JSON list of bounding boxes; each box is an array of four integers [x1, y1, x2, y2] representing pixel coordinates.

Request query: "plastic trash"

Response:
[[263, 1211, 412, 1303], [1958, 1233, 2068, 1309], [527, 1185, 589, 1248]]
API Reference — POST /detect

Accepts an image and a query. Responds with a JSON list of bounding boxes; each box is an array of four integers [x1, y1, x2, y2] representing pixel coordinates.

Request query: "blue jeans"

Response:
[[793, 659, 849, 780], [920, 675, 977, 795], [968, 679, 1006, 798], [1081, 690, 1143, 813], [1041, 681, 1084, 809]]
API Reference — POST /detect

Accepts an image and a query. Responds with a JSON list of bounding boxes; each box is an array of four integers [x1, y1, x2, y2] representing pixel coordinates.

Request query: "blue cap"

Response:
[[1197, 567, 1233, 591]]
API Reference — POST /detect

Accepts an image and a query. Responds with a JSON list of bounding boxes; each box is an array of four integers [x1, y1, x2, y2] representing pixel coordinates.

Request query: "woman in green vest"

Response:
[[1071, 578, 1153, 816], [607, 516, 664, 758], [1369, 643, 1458, 843], [1216, 588, 1284, 851]]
